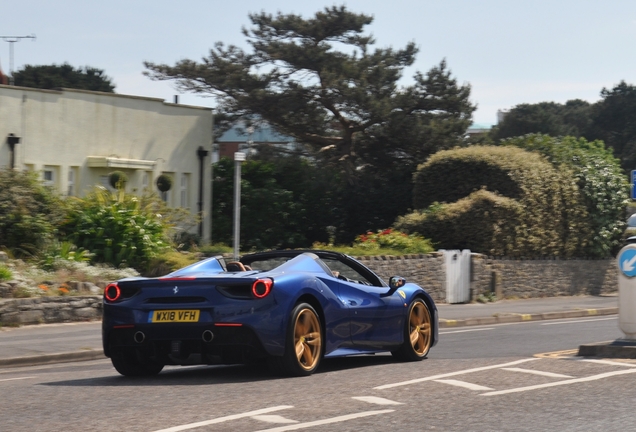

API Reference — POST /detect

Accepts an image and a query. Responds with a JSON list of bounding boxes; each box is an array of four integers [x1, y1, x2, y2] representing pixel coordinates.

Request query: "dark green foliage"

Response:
[[156, 174, 172, 192], [499, 134, 629, 256], [490, 100, 592, 141], [0, 170, 64, 256], [108, 171, 128, 190], [589, 81, 636, 171], [60, 188, 168, 268], [395, 190, 523, 256], [13, 63, 115, 92], [211, 155, 331, 250], [144, 6, 474, 180], [407, 146, 590, 257]]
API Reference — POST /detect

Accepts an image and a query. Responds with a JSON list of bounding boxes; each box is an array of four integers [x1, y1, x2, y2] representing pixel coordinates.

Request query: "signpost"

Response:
[[617, 244, 636, 339], [631, 170, 636, 200]]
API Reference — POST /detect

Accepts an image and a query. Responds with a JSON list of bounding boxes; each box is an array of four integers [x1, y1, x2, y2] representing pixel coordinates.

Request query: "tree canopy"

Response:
[[144, 5, 474, 179], [589, 81, 636, 171], [490, 100, 592, 141], [13, 63, 115, 92]]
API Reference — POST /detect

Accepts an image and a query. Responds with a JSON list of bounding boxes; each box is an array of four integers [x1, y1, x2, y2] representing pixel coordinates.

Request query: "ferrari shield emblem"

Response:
[[397, 290, 406, 299]]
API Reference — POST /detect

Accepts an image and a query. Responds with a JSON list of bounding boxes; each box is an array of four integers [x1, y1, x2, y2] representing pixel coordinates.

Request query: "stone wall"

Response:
[[357, 253, 447, 302], [0, 296, 102, 325], [360, 253, 618, 302], [0, 254, 620, 326], [471, 255, 618, 299]]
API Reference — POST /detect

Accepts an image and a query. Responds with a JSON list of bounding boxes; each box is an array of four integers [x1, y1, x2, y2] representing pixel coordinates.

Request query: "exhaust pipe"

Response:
[[134, 331, 145, 343], [202, 330, 214, 343]]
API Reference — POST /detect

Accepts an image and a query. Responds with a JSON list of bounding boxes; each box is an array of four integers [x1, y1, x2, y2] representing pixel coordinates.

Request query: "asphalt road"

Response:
[[1, 316, 635, 432]]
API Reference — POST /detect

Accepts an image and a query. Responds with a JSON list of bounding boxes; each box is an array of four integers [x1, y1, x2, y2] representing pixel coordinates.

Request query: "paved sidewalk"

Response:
[[0, 295, 619, 368]]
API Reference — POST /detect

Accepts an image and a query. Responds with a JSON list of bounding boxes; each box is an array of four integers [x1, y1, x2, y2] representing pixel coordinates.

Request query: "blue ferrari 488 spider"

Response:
[[102, 250, 438, 377]]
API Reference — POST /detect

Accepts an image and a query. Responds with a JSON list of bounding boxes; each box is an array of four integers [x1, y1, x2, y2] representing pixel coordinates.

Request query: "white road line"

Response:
[[541, 317, 616, 326], [252, 415, 298, 424], [351, 396, 403, 405], [580, 359, 636, 368], [0, 376, 34, 383], [253, 410, 394, 432], [501, 367, 572, 378], [433, 379, 493, 391], [439, 328, 495, 335], [374, 358, 538, 390], [151, 406, 294, 432], [480, 368, 636, 396], [0, 359, 111, 375]]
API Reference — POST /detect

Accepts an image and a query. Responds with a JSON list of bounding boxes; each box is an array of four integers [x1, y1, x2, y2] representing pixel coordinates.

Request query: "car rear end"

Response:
[[102, 275, 281, 366]]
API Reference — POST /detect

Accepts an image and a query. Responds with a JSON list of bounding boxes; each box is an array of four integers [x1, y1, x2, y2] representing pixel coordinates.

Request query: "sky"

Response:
[[2, 0, 636, 126]]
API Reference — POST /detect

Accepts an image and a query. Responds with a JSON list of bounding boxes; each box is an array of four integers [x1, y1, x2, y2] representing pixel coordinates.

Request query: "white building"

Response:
[[0, 84, 213, 241]]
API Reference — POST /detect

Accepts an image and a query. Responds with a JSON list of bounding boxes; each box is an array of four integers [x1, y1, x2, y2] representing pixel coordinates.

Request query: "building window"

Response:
[[142, 172, 149, 191], [43, 166, 57, 188], [180, 173, 189, 208], [68, 168, 75, 196]]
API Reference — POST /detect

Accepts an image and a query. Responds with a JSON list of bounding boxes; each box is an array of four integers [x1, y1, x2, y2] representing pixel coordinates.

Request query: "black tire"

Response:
[[110, 349, 164, 377], [392, 298, 432, 362], [269, 303, 323, 377]]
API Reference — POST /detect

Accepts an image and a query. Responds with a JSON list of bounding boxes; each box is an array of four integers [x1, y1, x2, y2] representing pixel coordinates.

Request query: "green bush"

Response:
[[353, 229, 435, 254], [0, 169, 64, 256], [499, 134, 629, 257], [408, 146, 590, 257], [38, 241, 92, 271], [142, 250, 201, 277], [395, 190, 524, 256], [108, 171, 128, 190], [0, 265, 12, 282], [60, 187, 169, 269], [156, 174, 172, 192]]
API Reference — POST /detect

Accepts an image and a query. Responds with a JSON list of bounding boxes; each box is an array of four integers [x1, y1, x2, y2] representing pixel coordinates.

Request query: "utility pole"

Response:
[[1, 34, 36, 85]]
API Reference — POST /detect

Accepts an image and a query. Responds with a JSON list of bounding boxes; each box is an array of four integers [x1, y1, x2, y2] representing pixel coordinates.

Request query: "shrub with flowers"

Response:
[[354, 229, 434, 254]]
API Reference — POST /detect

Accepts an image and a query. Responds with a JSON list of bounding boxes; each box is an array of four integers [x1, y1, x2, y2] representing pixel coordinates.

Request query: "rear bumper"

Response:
[[104, 322, 269, 365]]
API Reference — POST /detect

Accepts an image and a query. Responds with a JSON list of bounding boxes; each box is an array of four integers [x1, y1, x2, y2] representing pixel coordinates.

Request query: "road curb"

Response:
[[0, 349, 105, 368], [439, 307, 618, 328]]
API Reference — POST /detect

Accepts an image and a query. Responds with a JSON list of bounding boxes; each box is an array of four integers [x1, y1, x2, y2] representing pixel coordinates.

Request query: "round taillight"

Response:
[[252, 278, 273, 298], [104, 283, 121, 302]]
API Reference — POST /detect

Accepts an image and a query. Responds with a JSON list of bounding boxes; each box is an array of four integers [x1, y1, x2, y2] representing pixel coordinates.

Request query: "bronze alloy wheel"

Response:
[[294, 307, 322, 371], [409, 300, 432, 356]]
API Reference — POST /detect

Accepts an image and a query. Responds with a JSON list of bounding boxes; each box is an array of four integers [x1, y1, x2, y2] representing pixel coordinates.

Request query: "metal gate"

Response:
[[443, 249, 471, 303]]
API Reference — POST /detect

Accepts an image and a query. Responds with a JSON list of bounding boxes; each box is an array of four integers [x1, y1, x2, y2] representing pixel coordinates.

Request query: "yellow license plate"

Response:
[[151, 310, 200, 323]]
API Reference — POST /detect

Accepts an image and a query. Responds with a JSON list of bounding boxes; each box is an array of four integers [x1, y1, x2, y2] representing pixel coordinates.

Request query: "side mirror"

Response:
[[382, 276, 406, 297]]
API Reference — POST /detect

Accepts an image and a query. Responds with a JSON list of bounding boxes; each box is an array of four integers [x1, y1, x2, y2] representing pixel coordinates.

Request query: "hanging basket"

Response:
[[108, 171, 128, 189], [156, 174, 172, 192]]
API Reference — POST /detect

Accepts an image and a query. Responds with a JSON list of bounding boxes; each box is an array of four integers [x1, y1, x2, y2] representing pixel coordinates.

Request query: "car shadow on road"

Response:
[[40, 354, 398, 387]]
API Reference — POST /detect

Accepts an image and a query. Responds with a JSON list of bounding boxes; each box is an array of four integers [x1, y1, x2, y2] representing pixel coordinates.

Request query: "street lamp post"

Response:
[[233, 152, 246, 260], [196, 146, 209, 238]]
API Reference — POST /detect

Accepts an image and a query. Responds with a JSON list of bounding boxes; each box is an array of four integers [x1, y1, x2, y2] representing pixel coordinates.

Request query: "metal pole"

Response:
[[1, 35, 36, 85], [196, 146, 209, 238], [233, 152, 246, 260]]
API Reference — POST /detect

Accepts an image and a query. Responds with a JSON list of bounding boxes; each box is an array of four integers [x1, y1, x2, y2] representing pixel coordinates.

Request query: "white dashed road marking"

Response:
[[480, 368, 636, 396], [253, 410, 395, 432], [152, 406, 294, 432], [581, 359, 636, 368], [433, 379, 493, 391], [374, 358, 538, 390], [501, 367, 572, 378], [351, 396, 403, 405], [0, 376, 34, 383], [541, 317, 616, 326], [252, 415, 299, 424], [439, 328, 495, 335]]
